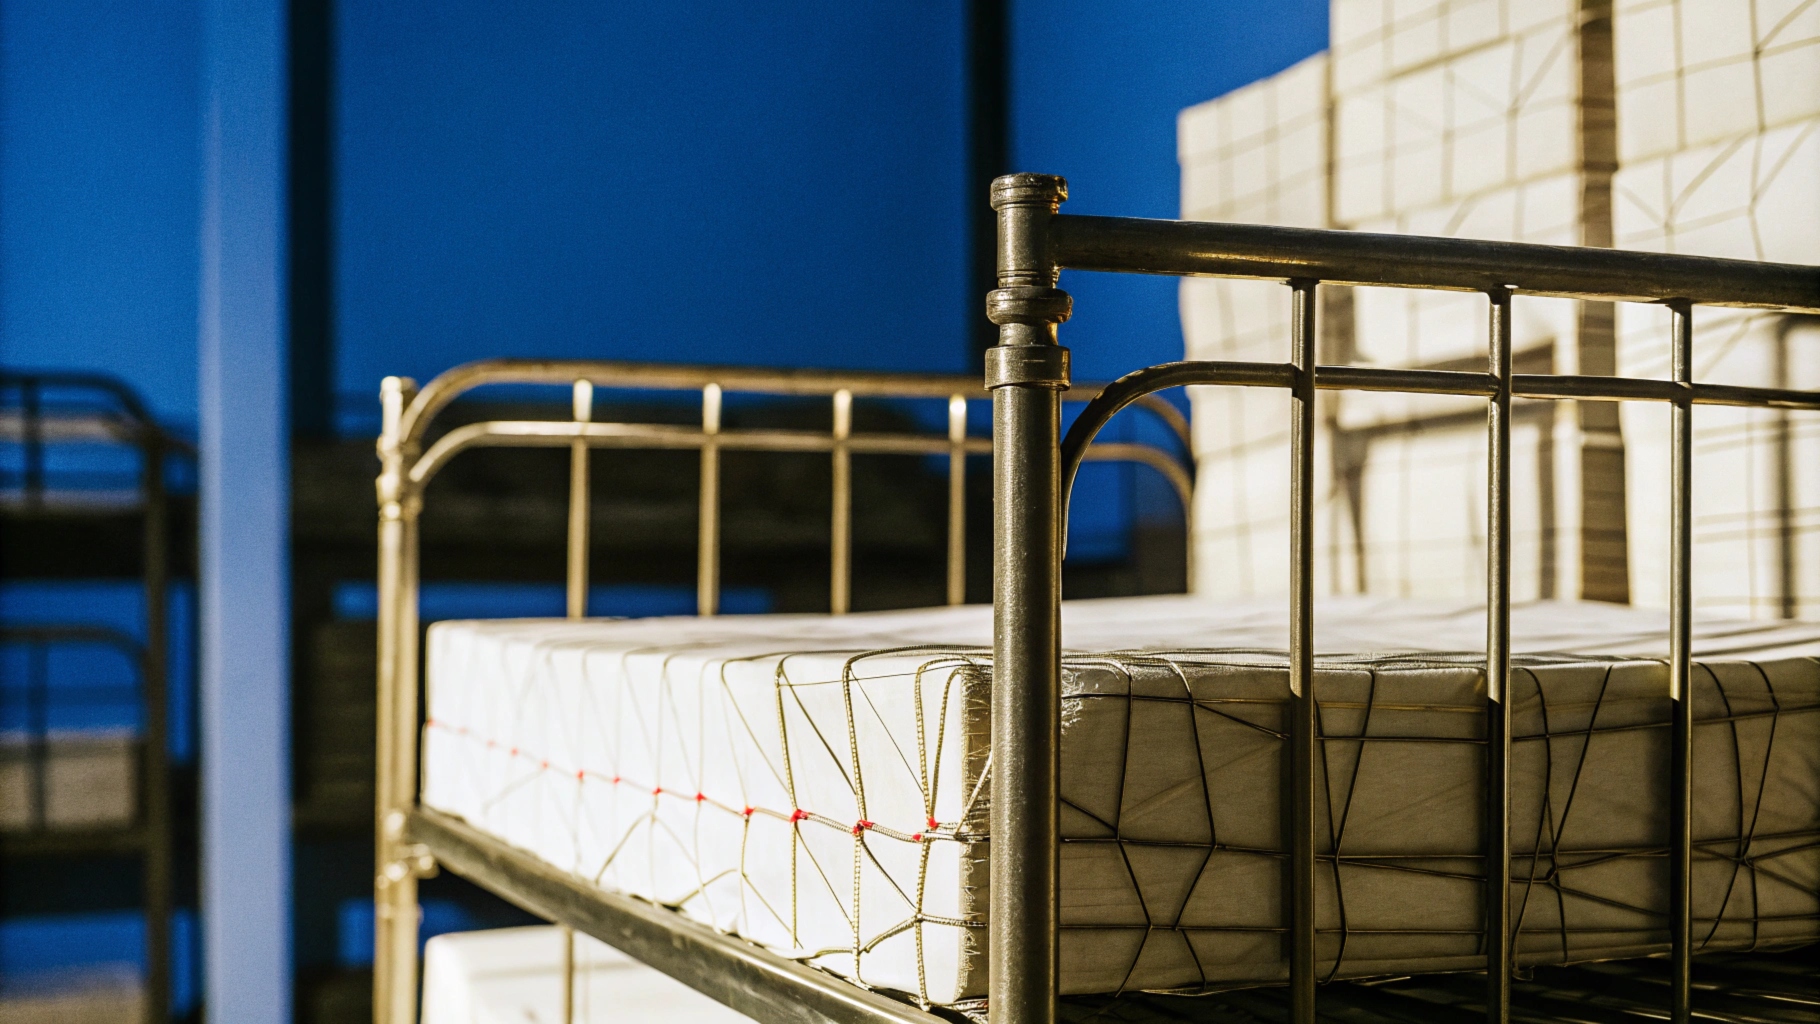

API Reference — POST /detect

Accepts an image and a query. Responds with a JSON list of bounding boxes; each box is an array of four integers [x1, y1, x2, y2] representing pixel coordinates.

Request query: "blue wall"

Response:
[[1011, 0, 1328, 384], [333, 1, 970, 412], [0, 1, 1330, 430], [0, 2, 202, 432]]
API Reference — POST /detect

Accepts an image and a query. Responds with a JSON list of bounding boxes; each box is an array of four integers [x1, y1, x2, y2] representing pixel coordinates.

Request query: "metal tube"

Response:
[[1668, 302, 1694, 1024], [141, 430, 172, 1024], [563, 927, 576, 1024], [567, 381, 593, 620], [1485, 289, 1513, 1024], [988, 173, 1070, 1024], [831, 389, 852, 615], [562, 379, 591, 1023], [947, 396, 967, 606], [1287, 281, 1318, 1024], [1047, 213, 1820, 312], [375, 375, 423, 1024], [699, 385, 722, 617]]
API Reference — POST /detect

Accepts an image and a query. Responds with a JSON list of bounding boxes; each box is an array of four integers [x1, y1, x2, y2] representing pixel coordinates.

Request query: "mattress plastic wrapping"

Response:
[[421, 595, 1820, 1004]]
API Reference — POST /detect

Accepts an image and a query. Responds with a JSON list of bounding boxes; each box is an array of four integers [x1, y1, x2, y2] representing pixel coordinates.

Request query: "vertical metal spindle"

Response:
[[947, 395, 968, 606], [698, 384, 722, 617], [27, 643, 48, 828], [987, 173, 1071, 1024], [1288, 280, 1319, 1024], [375, 375, 423, 1024], [1668, 301, 1694, 1024], [562, 379, 591, 1024], [561, 927, 576, 1024], [567, 380, 593, 620], [831, 389, 853, 615], [22, 379, 43, 510], [1485, 288, 1514, 1024], [141, 429, 172, 1024]]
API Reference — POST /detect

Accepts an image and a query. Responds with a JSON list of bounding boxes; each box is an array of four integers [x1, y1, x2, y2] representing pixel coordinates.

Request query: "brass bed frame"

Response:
[[374, 174, 1820, 1024]]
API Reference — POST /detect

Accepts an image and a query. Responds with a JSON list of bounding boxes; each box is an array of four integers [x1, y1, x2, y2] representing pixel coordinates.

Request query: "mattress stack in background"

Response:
[[1610, 0, 1820, 617], [1178, 55, 1335, 600], [1178, 0, 1818, 619]]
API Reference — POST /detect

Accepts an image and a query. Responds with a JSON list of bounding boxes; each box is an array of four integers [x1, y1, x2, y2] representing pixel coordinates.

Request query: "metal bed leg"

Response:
[[1485, 289, 1514, 1024], [1287, 281, 1318, 1024], [987, 173, 1071, 1024], [1668, 302, 1694, 1024], [376, 375, 427, 1024]]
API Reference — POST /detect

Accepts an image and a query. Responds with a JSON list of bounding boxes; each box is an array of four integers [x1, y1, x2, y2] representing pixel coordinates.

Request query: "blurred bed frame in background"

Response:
[[373, 175, 1820, 1024], [0, 371, 188, 1024]]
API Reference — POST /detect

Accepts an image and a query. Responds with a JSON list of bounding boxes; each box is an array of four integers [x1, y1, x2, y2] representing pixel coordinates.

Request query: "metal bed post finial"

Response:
[[986, 172, 1071, 1024]]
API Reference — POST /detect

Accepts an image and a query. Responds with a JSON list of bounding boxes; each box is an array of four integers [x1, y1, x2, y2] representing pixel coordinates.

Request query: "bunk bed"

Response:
[[373, 176, 1820, 1024], [0, 371, 188, 1024]]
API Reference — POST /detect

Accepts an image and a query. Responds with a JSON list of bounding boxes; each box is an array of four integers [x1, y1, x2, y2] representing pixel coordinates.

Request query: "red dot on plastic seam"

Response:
[[576, 770, 585, 780], [652, 787, 663, 795], [927, 817, 940, 829], [742, 806, 754, 817], [852, 819, 874, 835], [539, 760, 549, 770], [695, 792, 706, 802], [612, 776, 620, 784], [911, 833, 923, 842], [509, 748, 518, 756], [789, 809, 808, 823]]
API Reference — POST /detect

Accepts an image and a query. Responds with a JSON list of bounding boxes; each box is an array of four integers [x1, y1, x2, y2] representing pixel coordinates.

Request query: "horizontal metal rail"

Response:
[[410, 419, 1194, 506], [1049, 214, 1820, 312], [392, 357, 1188, 454], [405, 808, 944, 1024]]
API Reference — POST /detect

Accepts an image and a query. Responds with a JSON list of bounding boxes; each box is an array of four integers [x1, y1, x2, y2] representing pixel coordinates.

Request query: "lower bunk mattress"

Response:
[[420, 595, 1820, 1005]]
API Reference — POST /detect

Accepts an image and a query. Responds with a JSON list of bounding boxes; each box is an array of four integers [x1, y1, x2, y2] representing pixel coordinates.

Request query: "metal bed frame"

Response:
[[373, 174, 1820, 1024], [371, 358, 1191, 1024], [0, 371, 180, 1024]]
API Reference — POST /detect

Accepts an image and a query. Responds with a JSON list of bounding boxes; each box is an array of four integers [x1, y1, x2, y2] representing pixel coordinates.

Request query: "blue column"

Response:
[[199, 2, 291, 1021]]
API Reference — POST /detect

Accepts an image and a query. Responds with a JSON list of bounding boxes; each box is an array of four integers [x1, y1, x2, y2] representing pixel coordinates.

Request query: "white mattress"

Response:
[[422, 926, 750, 1024], [422, 595, 1820, 1004]]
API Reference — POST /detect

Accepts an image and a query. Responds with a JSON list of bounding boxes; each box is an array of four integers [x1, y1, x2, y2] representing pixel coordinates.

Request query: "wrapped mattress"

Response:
[[420, 595, 1820, 1004]]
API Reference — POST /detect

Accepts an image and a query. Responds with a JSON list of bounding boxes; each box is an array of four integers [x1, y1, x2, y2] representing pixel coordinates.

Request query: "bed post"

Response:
[[375, 375, 429, 1024], [986, 173, 1070, 1024]]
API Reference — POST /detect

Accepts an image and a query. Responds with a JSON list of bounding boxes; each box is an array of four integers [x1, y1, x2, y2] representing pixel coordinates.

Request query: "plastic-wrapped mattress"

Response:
[[420, 595, 1820, 1004]]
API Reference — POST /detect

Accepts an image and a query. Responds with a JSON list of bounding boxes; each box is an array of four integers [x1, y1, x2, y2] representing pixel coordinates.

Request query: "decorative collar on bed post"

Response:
[[985, 173, 1070, 1024]]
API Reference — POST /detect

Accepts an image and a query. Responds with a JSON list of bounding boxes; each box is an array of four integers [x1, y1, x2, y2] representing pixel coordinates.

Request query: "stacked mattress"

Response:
[[421, 595, 1820, 1004], [422, 926, 750, 1024]]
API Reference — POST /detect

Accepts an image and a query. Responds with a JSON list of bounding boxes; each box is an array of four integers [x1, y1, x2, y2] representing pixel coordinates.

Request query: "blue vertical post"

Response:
[[199, 2, 291, 1021]]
